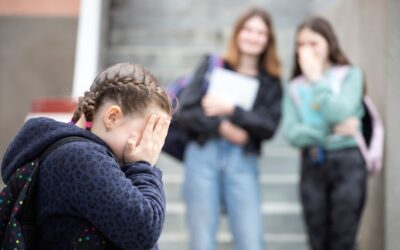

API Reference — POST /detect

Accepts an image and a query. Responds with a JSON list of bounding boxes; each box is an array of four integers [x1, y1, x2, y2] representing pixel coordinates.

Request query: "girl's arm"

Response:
[[282, 89, 327, 148], [229, 77, 282, 141], [312, 67, 364, 124], [61, 143, 165, 249]]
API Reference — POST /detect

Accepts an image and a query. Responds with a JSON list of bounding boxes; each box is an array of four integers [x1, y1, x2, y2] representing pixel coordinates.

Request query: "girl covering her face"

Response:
[[282, 17, 367, 250], [1, 63, 172, 249]]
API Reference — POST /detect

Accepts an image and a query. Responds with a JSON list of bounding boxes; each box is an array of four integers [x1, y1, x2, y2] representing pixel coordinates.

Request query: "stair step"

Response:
[[162, 203, 305, 234], [158, 150, 301, 176], [158, 232, 308, 250], [162, 173, 300, 203], [159, 232, 306, 242], [166, 202, 301, 214], [109, 27, 230, 47]]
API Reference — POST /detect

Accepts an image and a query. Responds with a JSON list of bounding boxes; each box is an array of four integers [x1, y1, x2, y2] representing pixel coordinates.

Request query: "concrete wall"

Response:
[[384, 0, 400, 249], [314, 0, 400, 249], [0, 16, 78, 163]]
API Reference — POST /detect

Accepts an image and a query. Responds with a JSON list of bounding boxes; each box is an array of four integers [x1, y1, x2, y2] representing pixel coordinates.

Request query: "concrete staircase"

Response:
[[105, 1, 312, 249], [157, 135, 308, 250]]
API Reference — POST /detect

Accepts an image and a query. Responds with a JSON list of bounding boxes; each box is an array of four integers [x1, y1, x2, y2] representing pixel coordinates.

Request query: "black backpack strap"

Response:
[[39, 136, 92, 162], [21, 136, 118, 223], [21, 137, 95, 221], [39, 136, 117, 163]]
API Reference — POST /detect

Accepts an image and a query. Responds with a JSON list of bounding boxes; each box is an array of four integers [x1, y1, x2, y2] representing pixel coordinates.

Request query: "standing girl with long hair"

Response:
[[282, 17, 367, 250], [176, 7, 282, 250]]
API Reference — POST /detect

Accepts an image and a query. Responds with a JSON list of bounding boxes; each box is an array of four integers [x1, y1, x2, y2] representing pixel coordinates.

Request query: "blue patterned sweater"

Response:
[[1, 117, 165, 249]]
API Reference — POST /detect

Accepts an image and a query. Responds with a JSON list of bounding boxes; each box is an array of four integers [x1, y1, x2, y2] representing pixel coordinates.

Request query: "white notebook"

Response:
[[207, 68, 260, 111]]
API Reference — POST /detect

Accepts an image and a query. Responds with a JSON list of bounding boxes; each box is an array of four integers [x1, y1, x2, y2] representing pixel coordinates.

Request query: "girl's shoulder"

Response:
[[330, 64, 362, 77], [258, 70, 281, 85], [288, 75, 308, 91], [49, 138, 116, 167]]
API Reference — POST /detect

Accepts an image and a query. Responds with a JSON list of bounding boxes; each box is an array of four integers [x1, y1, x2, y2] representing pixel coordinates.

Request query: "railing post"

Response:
[[72, 0, 104, 98]]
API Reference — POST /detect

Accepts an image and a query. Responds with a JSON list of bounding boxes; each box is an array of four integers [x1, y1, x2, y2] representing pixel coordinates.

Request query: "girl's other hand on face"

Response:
[[201, 94, 234, 117], [298, 47, 323, 82], [123, 115, 171, 166]]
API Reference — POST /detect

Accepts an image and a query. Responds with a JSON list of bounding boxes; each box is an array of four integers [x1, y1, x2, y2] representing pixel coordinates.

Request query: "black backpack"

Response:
[[162, 54, 223, 161], [0, 136, 119, 250]]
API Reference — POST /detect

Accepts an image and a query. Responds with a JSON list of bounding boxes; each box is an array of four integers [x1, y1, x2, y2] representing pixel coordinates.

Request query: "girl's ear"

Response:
[[103, 105, 123, 130]]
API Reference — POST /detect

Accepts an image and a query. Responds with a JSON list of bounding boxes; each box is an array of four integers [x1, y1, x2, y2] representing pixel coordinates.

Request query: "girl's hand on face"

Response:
[[298, 47, 323, 82], [334, 116, 359, 136], [123, 115, 171, 166], [201, 94, 235, 117], [218, 120, 249, 145]]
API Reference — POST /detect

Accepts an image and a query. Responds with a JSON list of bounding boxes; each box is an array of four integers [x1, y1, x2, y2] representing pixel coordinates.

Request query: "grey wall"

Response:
[[0, 16, 78, 164], [385, 0, 400, 249], [314, 0, 399, 249]]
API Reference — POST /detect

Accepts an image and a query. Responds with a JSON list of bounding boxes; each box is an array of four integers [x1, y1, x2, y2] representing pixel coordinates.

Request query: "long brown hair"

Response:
[[224, 7, 281, 77], [71, 63, 172, 130], [291, 16, 350, 79]]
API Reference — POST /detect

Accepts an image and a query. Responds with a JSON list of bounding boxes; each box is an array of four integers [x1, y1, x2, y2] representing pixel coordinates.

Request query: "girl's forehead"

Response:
[[244, 16, 267, 29], [298, 28, 324, 41], [145, 104, 169, 117]]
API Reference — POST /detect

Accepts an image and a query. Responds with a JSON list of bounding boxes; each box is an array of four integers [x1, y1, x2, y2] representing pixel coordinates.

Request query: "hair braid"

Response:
[[70, 96, 84, 124], [70, 63, 172, 130], [81, 91, 97, 128]]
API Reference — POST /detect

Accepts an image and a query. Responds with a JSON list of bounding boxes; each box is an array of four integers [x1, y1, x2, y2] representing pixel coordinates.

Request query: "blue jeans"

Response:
[[183, 139, 263, 250]]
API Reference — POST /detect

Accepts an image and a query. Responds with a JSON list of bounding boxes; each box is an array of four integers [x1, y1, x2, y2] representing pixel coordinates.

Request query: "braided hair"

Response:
[[71, 63, 172, 130]]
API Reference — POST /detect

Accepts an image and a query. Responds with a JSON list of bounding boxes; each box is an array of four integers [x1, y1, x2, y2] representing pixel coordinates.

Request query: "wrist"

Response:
[[306, 72, 322, 82]]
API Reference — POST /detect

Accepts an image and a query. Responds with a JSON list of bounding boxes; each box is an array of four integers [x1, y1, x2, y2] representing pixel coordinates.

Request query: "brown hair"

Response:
[[224, 7, 281, 77], [71, 63, 172, 130], [291, 16, 351, 79]]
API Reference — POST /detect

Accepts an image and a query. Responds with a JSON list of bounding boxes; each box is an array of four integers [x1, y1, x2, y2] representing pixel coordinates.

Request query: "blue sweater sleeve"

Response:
[[61, 142, 165, 249]]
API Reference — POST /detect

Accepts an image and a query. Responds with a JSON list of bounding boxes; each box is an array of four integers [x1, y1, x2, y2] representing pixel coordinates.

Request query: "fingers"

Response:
[[160, 117, 171, 141], [202, 96, 213, 116], [124, 115, 171, 166], [126, 133, 137, 152], [123, 133, 138, 163], [201, 95, 210, 109], [141, 114, 156, 144], [153, 116, 170, 141], [334, 117, 359, 136]]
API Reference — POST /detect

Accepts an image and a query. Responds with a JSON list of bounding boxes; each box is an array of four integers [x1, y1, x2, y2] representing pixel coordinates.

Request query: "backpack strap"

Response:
[[330, 66, 384, 173], [40, 136, 117, 162], [21, 136, 116, 223], [39, 136, 91, 162], [208, 54, 223, 69], [354, 96, 385, 173], [203, 54, 223, 91]]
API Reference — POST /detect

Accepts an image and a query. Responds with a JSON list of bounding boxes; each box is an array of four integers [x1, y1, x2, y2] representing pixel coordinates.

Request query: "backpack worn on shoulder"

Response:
[[330, 67, 385, 173], [0, 136, 118, 250], [162, 54, 223, 161]]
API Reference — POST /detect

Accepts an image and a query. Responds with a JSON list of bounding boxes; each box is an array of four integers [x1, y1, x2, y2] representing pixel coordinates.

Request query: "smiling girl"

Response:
[[176, 7, 282, 250]]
